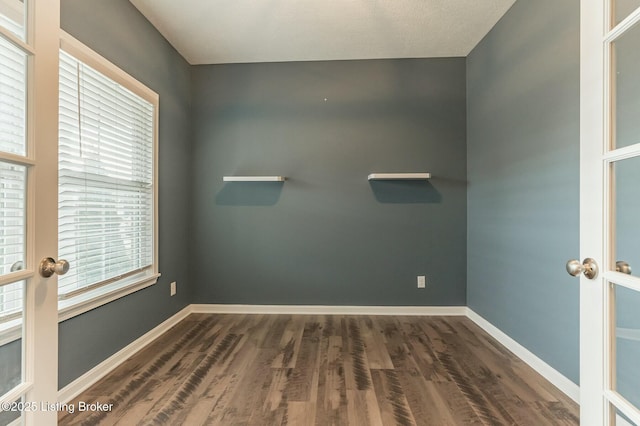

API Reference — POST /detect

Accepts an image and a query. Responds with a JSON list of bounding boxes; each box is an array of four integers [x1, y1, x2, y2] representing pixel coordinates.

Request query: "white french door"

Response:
[[580, 1, 640, 425], [0, 0, 60, 425]]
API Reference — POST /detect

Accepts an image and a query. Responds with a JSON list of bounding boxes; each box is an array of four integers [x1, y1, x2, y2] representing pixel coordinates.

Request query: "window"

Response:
[[57, 33, 159, 318], [1, 32, 159, 328]]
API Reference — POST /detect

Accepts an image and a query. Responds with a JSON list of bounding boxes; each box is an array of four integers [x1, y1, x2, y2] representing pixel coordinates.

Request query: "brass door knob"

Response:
[[39, 257, 70, 278], [566, 258, 598, 280], [616, 261, 632, 275]]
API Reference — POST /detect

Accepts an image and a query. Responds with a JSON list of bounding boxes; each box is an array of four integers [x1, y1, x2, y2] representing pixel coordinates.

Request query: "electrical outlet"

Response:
[[417, 276, 426, 289], [170, 281, 177, 296]]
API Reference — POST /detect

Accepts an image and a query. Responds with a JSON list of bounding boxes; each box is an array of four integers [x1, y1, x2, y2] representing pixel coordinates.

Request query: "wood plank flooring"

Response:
[[59, 314, 579, 425]]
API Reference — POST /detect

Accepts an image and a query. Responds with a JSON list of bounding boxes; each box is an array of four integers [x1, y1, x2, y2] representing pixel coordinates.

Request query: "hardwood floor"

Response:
[[59, 314, 579, 425]]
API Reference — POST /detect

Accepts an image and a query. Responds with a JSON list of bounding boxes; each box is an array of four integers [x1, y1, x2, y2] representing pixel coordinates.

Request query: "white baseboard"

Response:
[[466, 308, 580, 403], [190, 304, 468, 316], [58, 305, 193, 403]]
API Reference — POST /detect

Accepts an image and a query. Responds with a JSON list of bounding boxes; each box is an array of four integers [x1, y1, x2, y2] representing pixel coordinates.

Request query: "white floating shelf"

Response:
[[367, 173, 431, 181], [223, 176, 286, 182]]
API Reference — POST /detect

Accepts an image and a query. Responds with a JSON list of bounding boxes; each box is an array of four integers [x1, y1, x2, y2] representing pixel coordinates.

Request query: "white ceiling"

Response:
[[129, 0, 516, 65]]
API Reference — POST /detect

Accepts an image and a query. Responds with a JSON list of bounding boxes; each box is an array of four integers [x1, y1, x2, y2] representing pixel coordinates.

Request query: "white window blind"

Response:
[[0, 32, 25, 156], [0, 0, 25, 41], [58, 50, 155, 299]]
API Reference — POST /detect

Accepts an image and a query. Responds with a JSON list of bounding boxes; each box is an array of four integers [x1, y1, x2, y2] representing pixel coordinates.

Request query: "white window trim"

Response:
[[58, 272, 161, 322], [56, 30, 160, 321], [59, 30, 158, 104]]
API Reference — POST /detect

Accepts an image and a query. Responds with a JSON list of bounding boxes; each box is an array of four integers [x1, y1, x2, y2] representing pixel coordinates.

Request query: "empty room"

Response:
[[1, 0, 639, 424]]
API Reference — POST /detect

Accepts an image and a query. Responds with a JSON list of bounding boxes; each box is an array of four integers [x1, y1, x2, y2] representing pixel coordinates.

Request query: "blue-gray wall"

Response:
[[190, 59, 467, 306], [58, 0, 192, 388], [466, 0, 580, 384]]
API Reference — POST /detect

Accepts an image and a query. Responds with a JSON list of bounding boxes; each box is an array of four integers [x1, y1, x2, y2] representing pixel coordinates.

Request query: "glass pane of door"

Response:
[[614, 284, 640, 407], [613, 21, 640, 150], [614, 0, 640, 26], [0, 0, 25, 40], [0, 162, 26, 277], [0, 400, 20, 425], [0, 35, 27, 156], [0, 279, 23, 422], [614, 408, 638, 426], [0, 281, 22, 393], [613, 157, 640, 278]]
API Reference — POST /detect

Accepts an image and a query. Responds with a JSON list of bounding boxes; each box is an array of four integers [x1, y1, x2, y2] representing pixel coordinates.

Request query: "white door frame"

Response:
[[580, 2, 640, 425], [579, 1, 606, 424], [0, 0, 60, 424], [25, 0, 61, 424]]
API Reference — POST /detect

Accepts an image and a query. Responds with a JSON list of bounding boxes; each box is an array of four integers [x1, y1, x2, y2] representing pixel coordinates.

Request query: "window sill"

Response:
[[58, 272, 161, 322]]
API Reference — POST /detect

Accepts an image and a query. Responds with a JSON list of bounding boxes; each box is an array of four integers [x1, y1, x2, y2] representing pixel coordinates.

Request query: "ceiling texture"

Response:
[[130, 0, 516, 65]]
